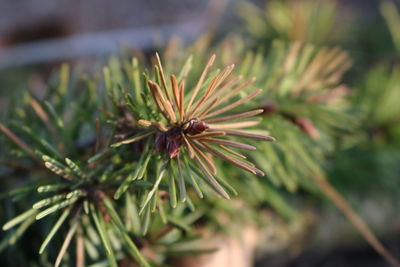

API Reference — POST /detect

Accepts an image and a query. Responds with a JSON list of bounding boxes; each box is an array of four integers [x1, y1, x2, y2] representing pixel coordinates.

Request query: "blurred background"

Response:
[[0, 0, 394, 102], [1, 0, 400, 266], [0, 0, 394, 104]]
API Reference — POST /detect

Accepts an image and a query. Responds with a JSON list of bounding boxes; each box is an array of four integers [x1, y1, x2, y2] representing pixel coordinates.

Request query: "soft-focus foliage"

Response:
[[2, 0, 400, 266]]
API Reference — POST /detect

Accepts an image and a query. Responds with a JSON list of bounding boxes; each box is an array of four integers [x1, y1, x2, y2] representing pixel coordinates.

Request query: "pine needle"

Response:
[[3, 209, 37, 231], [39, 208, 71, 254], [0, 123, 38, 160], [54, 209, 80, 267]]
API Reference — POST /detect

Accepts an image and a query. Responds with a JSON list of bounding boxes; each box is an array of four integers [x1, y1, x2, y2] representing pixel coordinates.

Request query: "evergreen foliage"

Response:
[[1, 0, 400, 266]]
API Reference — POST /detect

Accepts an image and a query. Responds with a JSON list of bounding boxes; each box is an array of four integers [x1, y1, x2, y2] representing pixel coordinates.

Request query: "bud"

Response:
[[166, 132, 183, 158], [183, 119, 209, 135], [291, 117, 320, 140]]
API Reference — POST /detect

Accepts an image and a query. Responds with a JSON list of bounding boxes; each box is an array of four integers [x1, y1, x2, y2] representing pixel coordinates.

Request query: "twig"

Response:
[[95, 118, 101, 153], [0, 123, 40, 162], [312, 174, 400, 267], [76, 225, 85, 267]]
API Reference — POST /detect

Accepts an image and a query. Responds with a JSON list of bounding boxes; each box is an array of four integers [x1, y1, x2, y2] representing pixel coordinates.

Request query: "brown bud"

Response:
[[291, 117, 320, 140], [184, 119, 209, 135], [166, 132, 183, 158], [155, 128, 184, 158], [262, 102, 278, 116]]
